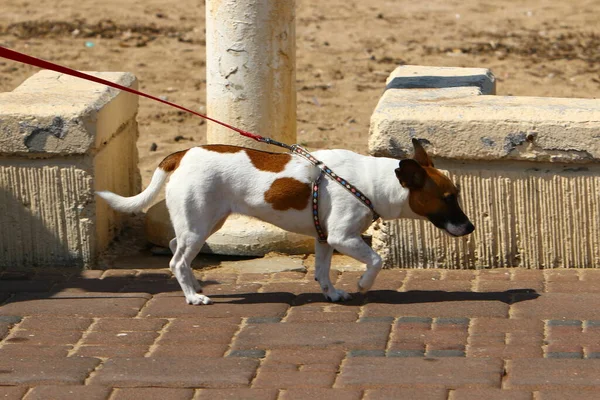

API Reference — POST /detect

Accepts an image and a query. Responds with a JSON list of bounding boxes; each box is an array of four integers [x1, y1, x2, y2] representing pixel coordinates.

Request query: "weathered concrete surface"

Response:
[[0, 70, 140, 268], [370, 94, 600, 163], [369, 65, 600, 269], [145, 200, 314, 256], [205, 0, 296, 152], [374, 161, 600, 269]]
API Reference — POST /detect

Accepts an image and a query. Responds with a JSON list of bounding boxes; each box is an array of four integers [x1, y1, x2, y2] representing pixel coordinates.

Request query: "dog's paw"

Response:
[[325, 289, 352, 302], [186, 294, 213, 305], [357, 274, 374, 294]]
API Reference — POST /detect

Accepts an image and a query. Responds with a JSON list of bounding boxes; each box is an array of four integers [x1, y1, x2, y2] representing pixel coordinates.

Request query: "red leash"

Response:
[[0, 45, 266, 143]]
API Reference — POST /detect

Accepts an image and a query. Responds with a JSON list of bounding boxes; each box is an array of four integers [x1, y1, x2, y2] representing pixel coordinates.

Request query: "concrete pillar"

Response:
[[206, 0, 296, 151]]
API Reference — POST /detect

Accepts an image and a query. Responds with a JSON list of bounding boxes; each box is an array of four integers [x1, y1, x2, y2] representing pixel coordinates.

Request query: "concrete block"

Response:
[[385, 65, 496, 94], [369, 65, 600, 269], [0, 70, 140, 268], [370, 93, 600, 163], [145, 200, 315, 257]]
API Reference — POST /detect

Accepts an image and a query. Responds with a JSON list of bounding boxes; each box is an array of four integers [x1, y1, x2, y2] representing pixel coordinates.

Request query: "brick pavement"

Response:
[[1, 263, 600, 398]]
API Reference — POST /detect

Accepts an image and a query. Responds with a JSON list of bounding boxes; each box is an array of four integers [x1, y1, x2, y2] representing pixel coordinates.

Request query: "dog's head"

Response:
[[395, 139, 474, 237]]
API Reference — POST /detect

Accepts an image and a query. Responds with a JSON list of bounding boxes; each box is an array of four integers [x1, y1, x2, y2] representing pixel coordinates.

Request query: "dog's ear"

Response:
[[395, 159, 427, 189], [412, 138, 434, 167]]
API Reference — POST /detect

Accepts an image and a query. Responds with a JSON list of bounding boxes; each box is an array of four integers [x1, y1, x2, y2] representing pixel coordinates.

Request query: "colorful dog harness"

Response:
[[290, 145, 380, 242]]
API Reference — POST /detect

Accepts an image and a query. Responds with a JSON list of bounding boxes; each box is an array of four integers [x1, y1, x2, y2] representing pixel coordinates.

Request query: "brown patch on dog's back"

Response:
[[203, 144, 244, 154], [159, 149, 189, 172], [265, 178, 311, 211], [203, 145, 291, 172], [246, 149, 291, 173]]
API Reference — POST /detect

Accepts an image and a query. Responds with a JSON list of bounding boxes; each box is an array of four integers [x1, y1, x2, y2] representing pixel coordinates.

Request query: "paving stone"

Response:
[[89, 357, 258, 388], [259, 282, 312, 296], [408, 270, 443, 280], [246, 316, 282, 324], [348, 350, 386, 357], [506, 359, 600, 389], [0, 280, 54, 293], [279, 388, 362, 400], [363, 388, 448, 400], [51, 279, 129, 293], [253, 366, 337, 389], [0, 316, 22, 324], [23, 385, 112, 400], [157, 318, 241, 344], [449, 388, 532, 400], [443, 270, 476, 281], [136, 270, 172, 280], [285, 304, 359, 323], [336, 357, 503, 389], [151, 343, 229, 358], [195, 389, 278, 400], [403, 279, 473, 292], [470, 318, 543, 335], [467, 344, 543, 360], [387, 349, 426, 357], [76, 270, 105, 279], [112, 388, 195, 400], [140, 296, 289, 319], [0, 386, 28, 400], [92, 317, 168, 332], [426, 349, 465, 357], [262, 349, 345, 366], [82, 331, 159, 346], [4, 329, 82, 346], [511, 269, 544, 280], [73, 345, 150, 358], [237, 273, 273, 283], [478, 270, 511, 281], [475, 280, 543, 293], [0, 344, 71, 358], [0, 294, 148, 317], [18, 316, 92, 331], [580, 270, 600, 282], [228, 349, 266, 359], [511, 293, 600, 320], [121, 280, 183, 295], [546, 281, 600, 293], [102, 269, 138, 279], [0, 356, 100, 385], [363, 292, 509, 318], [233, 322, 391, 351], [536, 389, 600, 399], [545, 269, 580, 282]]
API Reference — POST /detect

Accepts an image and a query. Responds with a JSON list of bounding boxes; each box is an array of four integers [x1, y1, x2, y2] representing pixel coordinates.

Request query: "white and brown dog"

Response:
[[97, 139, 474, 305]]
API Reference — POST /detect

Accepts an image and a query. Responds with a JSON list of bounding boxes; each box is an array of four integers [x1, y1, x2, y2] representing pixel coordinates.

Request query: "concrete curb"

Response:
[[0, 70, 140, 268], [369, 65, 600, 269]]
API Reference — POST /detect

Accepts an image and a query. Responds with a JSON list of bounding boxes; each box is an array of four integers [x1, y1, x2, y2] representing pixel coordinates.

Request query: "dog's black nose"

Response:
[[465, 222, 475, 235]]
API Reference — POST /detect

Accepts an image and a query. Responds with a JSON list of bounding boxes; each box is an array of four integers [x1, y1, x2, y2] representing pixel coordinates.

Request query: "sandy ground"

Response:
[[1, 0, 599, 188]]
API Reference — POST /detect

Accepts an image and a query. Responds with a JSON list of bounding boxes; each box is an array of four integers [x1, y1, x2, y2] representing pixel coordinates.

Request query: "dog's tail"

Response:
[[96, 149, 188, 213]]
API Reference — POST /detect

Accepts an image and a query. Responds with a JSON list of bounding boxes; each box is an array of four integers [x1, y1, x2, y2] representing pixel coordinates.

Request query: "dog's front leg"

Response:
[[329, 235, 383, 294], [314, 241, 352, 302]]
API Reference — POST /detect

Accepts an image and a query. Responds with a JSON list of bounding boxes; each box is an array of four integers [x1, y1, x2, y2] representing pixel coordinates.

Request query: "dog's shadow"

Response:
[[207, 288, 540, 306]]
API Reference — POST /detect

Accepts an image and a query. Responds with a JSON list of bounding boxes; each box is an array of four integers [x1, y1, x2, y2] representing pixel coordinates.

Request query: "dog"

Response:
[[97, 139, 474, 305]]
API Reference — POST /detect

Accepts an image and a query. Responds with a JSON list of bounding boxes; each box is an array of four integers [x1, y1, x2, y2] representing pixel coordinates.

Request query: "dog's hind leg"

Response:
[[169, 231, 213, 305], [314, 241, 352, 302], [169, 237, 202, 293]]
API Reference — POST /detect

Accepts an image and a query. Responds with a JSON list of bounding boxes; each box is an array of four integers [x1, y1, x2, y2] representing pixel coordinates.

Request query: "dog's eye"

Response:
[[443, 194, 457, 203]]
